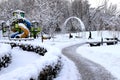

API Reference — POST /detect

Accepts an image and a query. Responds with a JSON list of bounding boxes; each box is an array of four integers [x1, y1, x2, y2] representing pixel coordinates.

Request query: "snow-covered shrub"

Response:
[[0, 42, 62, 80], [0, 47, 62, 80], [7, 42, 47, 56], [37, 59, 62, 80], [0, 44, 12, 70], [26, 58, 62, 80]]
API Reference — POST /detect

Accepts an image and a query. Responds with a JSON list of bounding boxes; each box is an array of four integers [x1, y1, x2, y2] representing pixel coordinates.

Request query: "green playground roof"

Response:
[[13, 10, 25, 13]]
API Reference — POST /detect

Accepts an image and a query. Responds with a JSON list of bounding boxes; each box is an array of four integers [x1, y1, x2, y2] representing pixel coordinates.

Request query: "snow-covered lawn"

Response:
[[77, 41, 120, 80], [0, 43, 11, 57], [0, 47, 41, 75]]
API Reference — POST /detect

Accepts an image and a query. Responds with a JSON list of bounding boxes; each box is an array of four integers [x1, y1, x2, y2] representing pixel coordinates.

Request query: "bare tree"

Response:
[[89, 0, 119, 31]]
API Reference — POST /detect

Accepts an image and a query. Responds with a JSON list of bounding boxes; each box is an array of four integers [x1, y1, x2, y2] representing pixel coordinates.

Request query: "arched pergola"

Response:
[[63, 16, 85, 31], [62, 16, 86, 38]]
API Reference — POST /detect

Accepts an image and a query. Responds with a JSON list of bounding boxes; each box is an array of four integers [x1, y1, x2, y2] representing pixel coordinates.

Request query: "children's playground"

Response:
[[1, 10, 41, 40]]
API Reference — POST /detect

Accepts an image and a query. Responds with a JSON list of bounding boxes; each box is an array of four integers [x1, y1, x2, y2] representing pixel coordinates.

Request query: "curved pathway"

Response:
[[62, 44, 116, 80]]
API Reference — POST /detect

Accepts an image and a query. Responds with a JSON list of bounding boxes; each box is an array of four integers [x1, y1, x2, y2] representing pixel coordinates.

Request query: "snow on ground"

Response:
[[0, 43, 80, 80], [55, 55, 81, 80], [0, 46, 62, 80], [0, 31, 120, 80], [0, 43, 11, 57], [0, 47, 41, 75], [42, 31, 120, 80], [37, 33, 87, 50], [77, 32, 120, 80], [0, 33, 83, 80]]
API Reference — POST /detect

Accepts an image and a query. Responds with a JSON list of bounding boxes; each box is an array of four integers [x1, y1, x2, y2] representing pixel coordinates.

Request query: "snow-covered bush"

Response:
[[0, 42, 62, 80], [0, 43, 12, 70], [0, 56, 62, 80], [32, 59, 62, 80], [9, 42, 47, 56]]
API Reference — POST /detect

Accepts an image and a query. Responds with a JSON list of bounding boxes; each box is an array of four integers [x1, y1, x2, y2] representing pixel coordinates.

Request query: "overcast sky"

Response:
[[88, 0, 120, 8]]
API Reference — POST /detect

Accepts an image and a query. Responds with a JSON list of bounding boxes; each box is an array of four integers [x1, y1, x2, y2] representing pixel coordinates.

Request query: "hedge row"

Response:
[[5, 42, 47, 56]]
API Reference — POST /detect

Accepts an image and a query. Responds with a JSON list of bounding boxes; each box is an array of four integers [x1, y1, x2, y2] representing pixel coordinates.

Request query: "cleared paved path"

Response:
[[62, 44, 117, 80]]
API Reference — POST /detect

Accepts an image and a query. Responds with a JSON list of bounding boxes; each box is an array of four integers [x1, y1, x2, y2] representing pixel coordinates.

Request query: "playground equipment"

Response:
[[1, 21, 9, 37], [30, 21, 41, 39], [10, 10, 31, 38], [1, 10, 41, 40]]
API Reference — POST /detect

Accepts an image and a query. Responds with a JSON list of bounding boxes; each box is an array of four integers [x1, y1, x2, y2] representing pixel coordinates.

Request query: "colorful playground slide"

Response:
[[11, 23, 30, 38], [2, 10, 40, 39], [17, 23, 30, 38]]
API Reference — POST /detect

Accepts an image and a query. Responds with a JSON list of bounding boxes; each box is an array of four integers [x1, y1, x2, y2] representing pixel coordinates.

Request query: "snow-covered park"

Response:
[[0, 31, 120, 80], [1, 0, 120, 80]]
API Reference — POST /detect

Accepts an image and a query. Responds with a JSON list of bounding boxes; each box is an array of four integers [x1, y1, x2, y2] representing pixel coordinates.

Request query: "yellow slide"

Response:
[[18, 23, 30, 38]]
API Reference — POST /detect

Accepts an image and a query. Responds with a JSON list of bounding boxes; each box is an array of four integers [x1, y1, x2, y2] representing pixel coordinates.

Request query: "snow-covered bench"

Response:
[[87, 38, 118, 46]]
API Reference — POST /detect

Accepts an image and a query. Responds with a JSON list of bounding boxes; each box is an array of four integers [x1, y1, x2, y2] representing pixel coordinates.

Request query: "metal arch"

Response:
[[63, 16, 85, 31]]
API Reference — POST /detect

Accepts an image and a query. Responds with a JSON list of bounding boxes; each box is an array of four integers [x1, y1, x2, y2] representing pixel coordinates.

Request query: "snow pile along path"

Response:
[[55, 55, 81, 80], [77, 44, 120, 80]]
